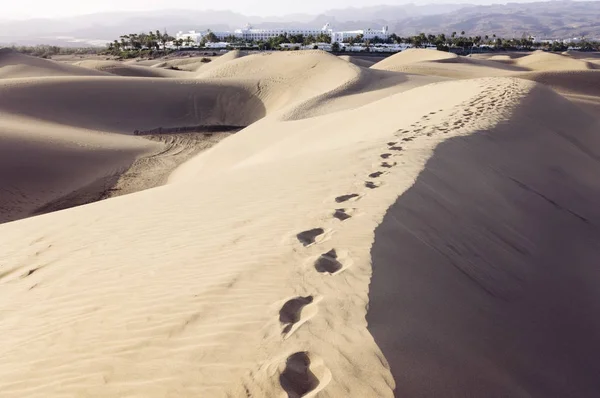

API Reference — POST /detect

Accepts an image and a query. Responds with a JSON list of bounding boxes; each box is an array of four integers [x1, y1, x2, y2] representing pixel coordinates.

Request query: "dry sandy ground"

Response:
[[1, 48, 600, 397]]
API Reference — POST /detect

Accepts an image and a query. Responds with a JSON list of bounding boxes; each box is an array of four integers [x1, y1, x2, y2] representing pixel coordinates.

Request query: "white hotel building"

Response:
[[176, 23, 390, 44]]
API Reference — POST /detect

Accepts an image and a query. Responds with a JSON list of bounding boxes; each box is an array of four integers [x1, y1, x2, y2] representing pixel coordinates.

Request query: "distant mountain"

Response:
[[391, 1, 600, 39], [2, 1, 600, 47]]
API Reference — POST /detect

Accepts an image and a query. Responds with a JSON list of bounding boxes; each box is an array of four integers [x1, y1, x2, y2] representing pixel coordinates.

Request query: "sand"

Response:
[[1, 48, 600, 397], [72, 60, 191, 77]]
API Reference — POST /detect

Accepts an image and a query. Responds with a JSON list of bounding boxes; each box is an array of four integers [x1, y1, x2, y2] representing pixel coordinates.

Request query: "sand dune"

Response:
[[372, 48, 458, 67], [371, 49, 526, 78], [515, 50, 598, 71], [197, 50, 440, 119], [194, 49, 247, 74], [0, 113, 158, 223], [149, 56, 218, 72], [518, 70, 600, 114], [0, 77, 264, 134], [2, 47, 600, 398], [73, 60, 189, 77], [0, 49, 110, 79]]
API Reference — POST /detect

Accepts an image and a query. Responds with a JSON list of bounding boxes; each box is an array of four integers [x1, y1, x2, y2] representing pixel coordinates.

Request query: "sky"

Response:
[[2, 0, 527, 20], [4, 0, 390, 19]]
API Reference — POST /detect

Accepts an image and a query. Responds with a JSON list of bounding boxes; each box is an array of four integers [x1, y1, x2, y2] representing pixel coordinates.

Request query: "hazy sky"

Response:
[[3, 0, 517, 19], [4, 0, 388, 19]]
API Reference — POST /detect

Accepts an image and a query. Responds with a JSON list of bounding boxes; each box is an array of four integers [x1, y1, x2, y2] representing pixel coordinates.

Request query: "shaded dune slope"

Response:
[[0, 49, 111, 79], [0, 115, 157, 224], [368, 84, 600, 397], [73, 60, 189, 78], [0, 77, 265, 134], [518, 70, 600, 113], [338, 55, 376, 68]]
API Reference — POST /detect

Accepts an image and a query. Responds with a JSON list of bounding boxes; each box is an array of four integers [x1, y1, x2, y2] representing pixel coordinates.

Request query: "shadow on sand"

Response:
[[367, 86, 600, 397]]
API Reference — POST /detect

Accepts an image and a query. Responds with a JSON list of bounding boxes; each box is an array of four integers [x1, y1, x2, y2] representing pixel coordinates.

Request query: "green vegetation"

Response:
[[105, 30, 176, 58], [385, 32, 599, 53], [7, 45, 102, 58]]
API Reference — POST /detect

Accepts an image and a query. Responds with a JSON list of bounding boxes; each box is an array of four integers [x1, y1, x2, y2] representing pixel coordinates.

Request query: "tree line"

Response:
[[202, 30, 600, 52]]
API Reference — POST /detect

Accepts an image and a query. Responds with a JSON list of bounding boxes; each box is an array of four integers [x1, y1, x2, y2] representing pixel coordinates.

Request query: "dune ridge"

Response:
[[1, 47, 600, 397], [0, 49, 111, 79], [73, 60, 190, 78]]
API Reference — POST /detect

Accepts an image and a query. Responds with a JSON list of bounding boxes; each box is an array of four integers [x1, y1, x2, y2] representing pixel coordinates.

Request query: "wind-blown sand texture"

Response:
[[1, 47, 600, 397]]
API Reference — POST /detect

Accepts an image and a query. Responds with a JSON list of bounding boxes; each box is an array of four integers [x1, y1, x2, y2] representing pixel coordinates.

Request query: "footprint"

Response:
[[365, 181, 381, 189], [389, 146, 403, 151], [401, 137, 413, 142], [280, 352, 320, 398], [381, 162, 397, 168], [280, 296, 314, 334], [368, 171, 385, 179], [314, 250, 342, 274], [333, 209, 352, 221], [335, 194, 359, 203], [380, 153, 392, 159], [387, 142, 397, 146], [296, 228, 325, 246]]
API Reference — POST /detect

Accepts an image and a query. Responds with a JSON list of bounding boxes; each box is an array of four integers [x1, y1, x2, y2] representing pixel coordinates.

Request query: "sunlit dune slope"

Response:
[[371, 48, 526, 78], [515, 50, 598, 71], [196, 50, 442, 119]]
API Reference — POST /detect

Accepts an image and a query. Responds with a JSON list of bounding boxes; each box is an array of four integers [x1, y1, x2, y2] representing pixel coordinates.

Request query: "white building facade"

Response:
[[233, 23, 333, 41], [331, 26, 390, 43], [175, 30, 203, 43], [177, 23, 391, 44]]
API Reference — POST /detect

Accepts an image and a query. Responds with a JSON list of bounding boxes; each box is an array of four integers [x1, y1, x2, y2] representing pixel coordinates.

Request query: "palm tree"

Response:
[[128, 33, 139, 50], [158, 30, 174, 51], [120, 35, 129, 50]]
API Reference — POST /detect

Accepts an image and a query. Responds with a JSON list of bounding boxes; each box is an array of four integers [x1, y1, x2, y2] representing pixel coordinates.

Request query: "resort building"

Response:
[[331, 26, 390, 43], [176, 23, 390, 44], [232, 23, 334, 42], [175, 30, 203, 43]]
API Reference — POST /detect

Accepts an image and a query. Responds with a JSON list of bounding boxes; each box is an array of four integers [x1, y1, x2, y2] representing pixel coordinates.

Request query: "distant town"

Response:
[[166, 23, 598, 54], [7, 23, 599, 59]]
